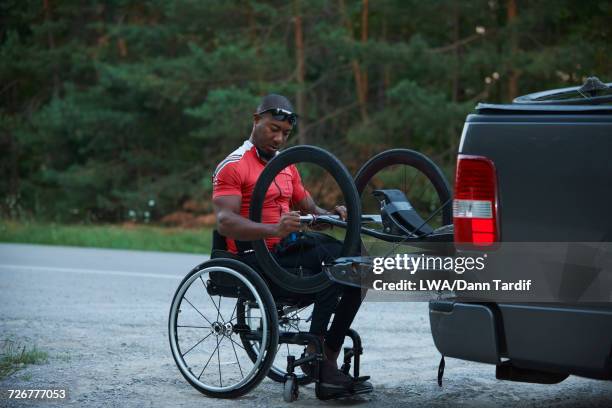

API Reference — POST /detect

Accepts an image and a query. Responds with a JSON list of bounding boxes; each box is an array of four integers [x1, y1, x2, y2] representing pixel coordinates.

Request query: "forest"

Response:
[[1, 0, 610, 224]]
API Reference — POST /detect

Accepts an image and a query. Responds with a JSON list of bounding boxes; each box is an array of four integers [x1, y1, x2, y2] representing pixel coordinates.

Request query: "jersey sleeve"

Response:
[[290, 165, 310, 204], [212, 162, 242, 198]]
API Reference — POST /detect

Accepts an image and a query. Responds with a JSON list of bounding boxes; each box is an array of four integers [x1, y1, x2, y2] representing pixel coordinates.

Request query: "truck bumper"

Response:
[[429, 300, 501, 364], [429, 300, 612, 380]]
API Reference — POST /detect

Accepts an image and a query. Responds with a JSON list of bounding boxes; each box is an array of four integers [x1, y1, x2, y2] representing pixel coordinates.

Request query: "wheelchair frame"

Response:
[[168, 247, 366, 401], [168, 146, 453, 402]]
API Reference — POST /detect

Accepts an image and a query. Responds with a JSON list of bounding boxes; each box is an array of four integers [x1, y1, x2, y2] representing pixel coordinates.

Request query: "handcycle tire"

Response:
[[354, 148, 452, 227], [249, 145, 362, 294], [168, 258, 279, 398]]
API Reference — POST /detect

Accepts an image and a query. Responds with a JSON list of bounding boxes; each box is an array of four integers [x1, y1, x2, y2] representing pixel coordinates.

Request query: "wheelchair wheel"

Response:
[[168, 258, 279, 398], [249, 145, 362, 294], [237, 302, 314, 385], [355, 149, 451, 252]]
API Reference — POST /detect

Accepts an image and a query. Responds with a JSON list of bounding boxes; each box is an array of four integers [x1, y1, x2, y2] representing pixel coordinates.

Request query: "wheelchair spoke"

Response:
[[217, 336, 222, 387], [183, 296, 214, 326], [217, 296, 223, 323], [197, 336, 222, 380], [181, 332, 213, 357], [228, 300, 238, 323], [227, 336, 247, 352], [229, 336, 244, 379], [200, 276, 226, 324], [177, 325, 211, 329]]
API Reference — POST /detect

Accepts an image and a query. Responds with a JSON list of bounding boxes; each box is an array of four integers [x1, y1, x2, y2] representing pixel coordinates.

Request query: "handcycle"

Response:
[[168, 145, 454, 401]]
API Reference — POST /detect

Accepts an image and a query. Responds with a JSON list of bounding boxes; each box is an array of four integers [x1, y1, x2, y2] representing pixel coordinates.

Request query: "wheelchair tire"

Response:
[[283, 375, 299, 402], [354, 148, 452, 227], [168, 258, 279, 398], [249, 145, 362, 294]]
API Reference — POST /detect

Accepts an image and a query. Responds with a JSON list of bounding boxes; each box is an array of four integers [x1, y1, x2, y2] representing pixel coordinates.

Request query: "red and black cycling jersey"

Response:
[[212, 140, 309, 253]]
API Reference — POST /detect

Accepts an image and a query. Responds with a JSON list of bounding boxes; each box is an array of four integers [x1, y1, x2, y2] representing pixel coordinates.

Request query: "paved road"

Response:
[[1, 243, 611, 407]]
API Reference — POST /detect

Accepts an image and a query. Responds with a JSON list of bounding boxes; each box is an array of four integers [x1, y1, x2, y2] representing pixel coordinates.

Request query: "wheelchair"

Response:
[[168, 145, 454, 401]]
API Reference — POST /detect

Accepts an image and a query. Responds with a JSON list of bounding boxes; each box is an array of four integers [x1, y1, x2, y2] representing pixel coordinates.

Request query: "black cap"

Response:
[[256, 94, 295, 115]]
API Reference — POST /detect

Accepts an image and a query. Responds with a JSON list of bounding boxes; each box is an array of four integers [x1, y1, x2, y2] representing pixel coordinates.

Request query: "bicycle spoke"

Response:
[[181, 332, 213, 357], [404, 168, 420, 201], [183, 297, 214, 326]]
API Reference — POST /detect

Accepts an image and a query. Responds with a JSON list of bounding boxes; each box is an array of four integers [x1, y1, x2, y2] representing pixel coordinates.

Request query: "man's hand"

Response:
[[275, 211, 301, 237], [308, 205, 348, 231], [331, 205, 347, 221]]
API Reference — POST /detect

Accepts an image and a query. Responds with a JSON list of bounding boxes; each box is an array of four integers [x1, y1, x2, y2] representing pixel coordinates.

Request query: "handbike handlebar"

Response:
[[299, 214, 405, 242], [298, 213, 453, 243], [299, 214, 382, 226]]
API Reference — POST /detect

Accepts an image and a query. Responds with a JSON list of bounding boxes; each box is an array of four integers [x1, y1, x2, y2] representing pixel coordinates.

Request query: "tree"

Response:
[[1, 0, 610, 222]]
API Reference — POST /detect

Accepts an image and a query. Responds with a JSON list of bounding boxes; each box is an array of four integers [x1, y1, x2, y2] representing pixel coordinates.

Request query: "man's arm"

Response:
[[213, 195, 300, 240]]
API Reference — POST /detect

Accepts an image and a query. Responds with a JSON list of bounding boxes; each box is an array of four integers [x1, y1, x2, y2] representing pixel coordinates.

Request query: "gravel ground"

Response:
[[1, 243, 611, 408]]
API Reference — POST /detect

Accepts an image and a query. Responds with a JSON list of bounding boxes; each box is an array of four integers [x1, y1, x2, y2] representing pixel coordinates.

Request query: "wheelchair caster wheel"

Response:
[[283, 375, 299, 402]]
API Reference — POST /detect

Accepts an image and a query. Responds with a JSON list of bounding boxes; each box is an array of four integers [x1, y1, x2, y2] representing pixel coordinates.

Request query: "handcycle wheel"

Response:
[[249, 145, 362, 294], [168, 258, 279, 398], [236, 301, 314, 385], [355, 149, 451, 248]]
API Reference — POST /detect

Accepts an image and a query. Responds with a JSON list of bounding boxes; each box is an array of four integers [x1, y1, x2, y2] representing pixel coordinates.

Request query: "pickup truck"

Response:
[[429, 78, 612, 383]]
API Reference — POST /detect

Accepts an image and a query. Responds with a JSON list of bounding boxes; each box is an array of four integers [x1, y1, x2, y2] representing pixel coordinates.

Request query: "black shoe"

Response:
[[352, 378, 374, 395], [317, 360, 355, 400]]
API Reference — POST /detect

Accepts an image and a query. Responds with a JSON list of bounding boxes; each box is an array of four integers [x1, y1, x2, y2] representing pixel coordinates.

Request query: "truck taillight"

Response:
[[453, 155, 499, 246]]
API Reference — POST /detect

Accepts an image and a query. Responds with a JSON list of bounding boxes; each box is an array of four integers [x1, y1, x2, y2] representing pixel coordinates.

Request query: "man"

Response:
[[212, 94, 369, 398]]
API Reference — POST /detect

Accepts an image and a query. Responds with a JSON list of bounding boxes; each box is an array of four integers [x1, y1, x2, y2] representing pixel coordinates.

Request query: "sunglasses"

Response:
[[258, 108, 298, 126]]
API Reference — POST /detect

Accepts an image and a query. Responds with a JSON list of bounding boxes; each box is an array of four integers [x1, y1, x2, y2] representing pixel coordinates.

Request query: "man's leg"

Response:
[[276, 234, 364, 358], [323, 285, 363, 357], [275, 234, 371, 395], [275, 234, 343, 338]]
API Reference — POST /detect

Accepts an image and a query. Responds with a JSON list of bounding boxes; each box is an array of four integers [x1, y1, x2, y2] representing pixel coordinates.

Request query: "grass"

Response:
[[0, 220, 213, 254], [0, 339, 48, 380]]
